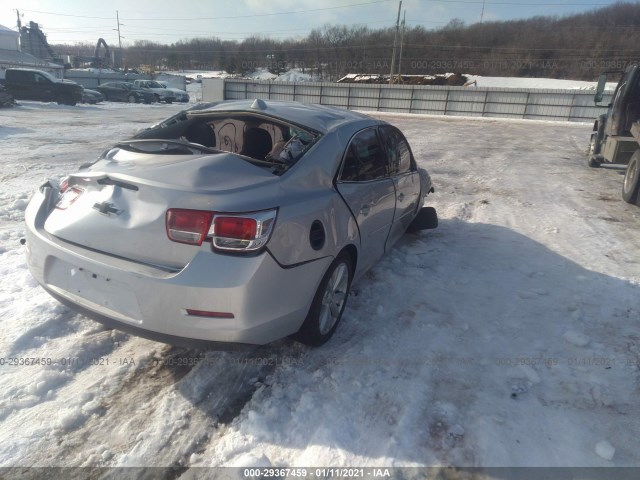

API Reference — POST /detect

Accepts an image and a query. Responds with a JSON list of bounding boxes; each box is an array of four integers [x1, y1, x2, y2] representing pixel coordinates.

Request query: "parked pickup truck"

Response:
[[588, 64, 640, 205], [132, 79, 175, 103], [2, 68, 83, 106]]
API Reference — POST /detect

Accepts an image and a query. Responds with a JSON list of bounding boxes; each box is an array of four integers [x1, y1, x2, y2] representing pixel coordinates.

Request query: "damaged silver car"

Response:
[[24, 99, 436, 347]]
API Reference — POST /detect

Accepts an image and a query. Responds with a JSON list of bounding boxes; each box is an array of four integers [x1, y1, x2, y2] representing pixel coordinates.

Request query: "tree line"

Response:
[[51, 2, 640, 81]]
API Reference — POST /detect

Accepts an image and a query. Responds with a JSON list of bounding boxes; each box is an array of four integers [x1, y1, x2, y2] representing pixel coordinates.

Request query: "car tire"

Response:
[[56, 95, 76, 106], [294, 252, 353, 347], [407, 207, 438, 233], [166, 98, 173, 104], [128, 94, 137, 103], [622, 150, 640, 204], [588, 154, 602, 168]]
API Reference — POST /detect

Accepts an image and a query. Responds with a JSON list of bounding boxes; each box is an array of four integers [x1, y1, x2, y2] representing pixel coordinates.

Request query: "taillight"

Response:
[[55, 187, 84, 210], [209, 209, 277, 252], [166, 209, 213, 245]]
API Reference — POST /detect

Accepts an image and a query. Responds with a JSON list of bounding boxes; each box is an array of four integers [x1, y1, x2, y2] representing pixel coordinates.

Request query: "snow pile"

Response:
[[466, 75, 617, 91], [248, 68, 277, 81], [275, 69, 315, 82]]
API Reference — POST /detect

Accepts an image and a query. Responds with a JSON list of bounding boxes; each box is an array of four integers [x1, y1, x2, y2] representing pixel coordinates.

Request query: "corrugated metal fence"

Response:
[[222, 79, 612, 122]]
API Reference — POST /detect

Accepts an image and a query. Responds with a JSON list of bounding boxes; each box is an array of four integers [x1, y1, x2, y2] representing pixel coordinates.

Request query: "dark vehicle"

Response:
[[3, 68, 82, 106], [0, 84, 14, 108], [589, 64, 640, 205], [96, 82, 156, 104], [81, 88, 104, 104]]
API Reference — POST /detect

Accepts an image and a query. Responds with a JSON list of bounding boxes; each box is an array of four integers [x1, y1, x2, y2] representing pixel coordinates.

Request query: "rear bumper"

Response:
[[24, 186, 332, 345]]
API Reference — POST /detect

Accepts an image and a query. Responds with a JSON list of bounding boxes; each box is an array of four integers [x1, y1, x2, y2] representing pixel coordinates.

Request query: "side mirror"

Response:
[[594, 74, 607, 104]]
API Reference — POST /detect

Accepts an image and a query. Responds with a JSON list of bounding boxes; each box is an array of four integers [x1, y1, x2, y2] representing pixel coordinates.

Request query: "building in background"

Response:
[[0, 24, 63, 79]]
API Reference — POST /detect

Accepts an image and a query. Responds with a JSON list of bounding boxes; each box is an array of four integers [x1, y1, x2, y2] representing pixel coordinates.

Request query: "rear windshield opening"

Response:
[[135, 112, 321, 173]]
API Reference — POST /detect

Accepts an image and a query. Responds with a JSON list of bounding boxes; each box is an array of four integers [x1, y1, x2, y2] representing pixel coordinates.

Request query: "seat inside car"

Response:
[[185, 123, 216, 148], [240, 127, 273, 160]]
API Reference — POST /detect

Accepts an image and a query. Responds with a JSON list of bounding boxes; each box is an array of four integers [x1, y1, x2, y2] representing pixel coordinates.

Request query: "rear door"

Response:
[[379, 125, 421, 248], [336, 127, 396, 273], [114, 83, 128, 101]]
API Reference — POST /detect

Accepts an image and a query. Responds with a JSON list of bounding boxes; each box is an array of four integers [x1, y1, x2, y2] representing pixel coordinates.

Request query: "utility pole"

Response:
[[397, 10, 406, 82], [115, 10, 124, 68], [480, 0, 486, 23], [16, 9, 22, 30], [389, 0, 402, 85]]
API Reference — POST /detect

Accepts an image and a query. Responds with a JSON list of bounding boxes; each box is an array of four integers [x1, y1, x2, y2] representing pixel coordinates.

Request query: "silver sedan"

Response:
[[24, 100, 436, 348]]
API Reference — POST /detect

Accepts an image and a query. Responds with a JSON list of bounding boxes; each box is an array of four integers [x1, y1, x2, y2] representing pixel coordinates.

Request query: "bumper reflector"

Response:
[[185, 309, 235, 319]]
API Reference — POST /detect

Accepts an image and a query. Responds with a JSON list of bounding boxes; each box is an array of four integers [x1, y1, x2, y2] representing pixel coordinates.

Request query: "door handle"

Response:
[[360, 205, 370, 216], [397, 192, 405, 202]]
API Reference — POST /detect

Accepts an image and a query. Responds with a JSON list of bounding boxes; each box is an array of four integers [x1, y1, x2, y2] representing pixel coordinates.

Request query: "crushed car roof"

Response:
[[187, 99, 375, 134]]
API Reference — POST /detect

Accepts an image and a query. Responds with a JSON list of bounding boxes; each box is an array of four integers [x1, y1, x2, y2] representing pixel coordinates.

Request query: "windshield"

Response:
[[146, 81, 163, 88]]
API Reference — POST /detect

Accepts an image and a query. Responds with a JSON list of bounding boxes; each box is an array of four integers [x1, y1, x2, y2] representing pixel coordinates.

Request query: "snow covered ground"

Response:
[[1, 100, 639, 471]]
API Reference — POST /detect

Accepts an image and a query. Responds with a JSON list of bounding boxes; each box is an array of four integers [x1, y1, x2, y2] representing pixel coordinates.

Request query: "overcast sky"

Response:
[[1, 0, 620, 46]]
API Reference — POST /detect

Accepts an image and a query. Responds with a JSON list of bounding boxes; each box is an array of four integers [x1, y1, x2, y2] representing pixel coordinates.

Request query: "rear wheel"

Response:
[[57, 95, 75, 106], [127, 94, 137, 103], [295, 252, 353, 347], [622, 150, 640, 204]]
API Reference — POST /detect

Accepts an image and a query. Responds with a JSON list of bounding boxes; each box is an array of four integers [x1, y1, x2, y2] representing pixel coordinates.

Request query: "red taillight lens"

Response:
[[55, 187, 84, 210], [213, 217, 257, 240], [166, 209, 213, 245], [209, 209, 277, 252]]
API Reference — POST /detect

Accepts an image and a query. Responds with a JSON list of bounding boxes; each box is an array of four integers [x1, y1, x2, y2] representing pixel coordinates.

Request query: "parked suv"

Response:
[[132, 80, 175, 103], [2, 68, 83, 106]]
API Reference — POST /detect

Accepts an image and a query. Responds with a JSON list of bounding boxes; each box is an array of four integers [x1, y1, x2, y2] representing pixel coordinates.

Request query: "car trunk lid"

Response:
[[44, 149, 280, 268]]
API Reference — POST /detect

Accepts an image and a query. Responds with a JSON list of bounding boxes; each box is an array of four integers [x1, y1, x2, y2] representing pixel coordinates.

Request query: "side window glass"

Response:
[[340, 129, 387, 182], [380, 125, 413, 175]]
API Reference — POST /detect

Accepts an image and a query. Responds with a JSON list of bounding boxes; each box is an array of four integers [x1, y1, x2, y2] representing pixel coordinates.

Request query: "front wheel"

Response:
[[295, 252, 353, 347], [127, 94, 137, 103], [622, 150, 640, 204]]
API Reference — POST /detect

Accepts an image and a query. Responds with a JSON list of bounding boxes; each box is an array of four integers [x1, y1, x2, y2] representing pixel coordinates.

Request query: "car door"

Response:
[[336, 127, 396, 273], [33, 72, 56, 102], [21, 71, 40, 100], [379, 125, 421, 249], [114, 83, 127, 101], [99, 83, 116, 101]]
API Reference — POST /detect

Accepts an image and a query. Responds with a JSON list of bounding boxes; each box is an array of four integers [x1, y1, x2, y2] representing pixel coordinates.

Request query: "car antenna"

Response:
[[251, 99, 267, 110]]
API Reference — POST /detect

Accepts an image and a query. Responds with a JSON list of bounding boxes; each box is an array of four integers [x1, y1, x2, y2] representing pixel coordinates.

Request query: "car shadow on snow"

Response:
[[166, 219, 640, 467]]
